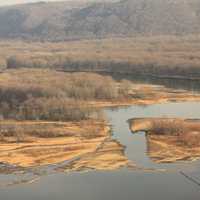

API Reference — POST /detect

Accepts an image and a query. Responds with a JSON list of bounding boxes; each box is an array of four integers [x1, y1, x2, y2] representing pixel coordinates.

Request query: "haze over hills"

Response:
[[0, 0, 200, 40]]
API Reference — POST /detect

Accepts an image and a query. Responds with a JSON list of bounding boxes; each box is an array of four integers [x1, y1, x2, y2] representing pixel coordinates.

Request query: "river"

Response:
[[0, 102, 200, 199]]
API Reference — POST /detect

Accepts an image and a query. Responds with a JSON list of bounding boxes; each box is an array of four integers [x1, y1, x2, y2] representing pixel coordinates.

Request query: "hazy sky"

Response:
[[0, 0, 90, 6]]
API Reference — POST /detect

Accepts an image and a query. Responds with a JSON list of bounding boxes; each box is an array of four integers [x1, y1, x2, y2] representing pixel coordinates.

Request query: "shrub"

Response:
[[17, 97, 95, 121], [179, 132, 200, 147], [150, 119, 186, 136], [0, 69, 132, 121]]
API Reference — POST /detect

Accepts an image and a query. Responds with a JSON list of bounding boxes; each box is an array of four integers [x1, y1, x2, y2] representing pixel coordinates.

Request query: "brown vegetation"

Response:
[[0, 120, 107, 143], [129, 118, 200, 163], [1, 36, 200, 78], [59, 140, 132, 172], [146, 134, 200, 163], [0, 69, 131, 121], [150, 119, 186, 136], [0, 69, 199, 123], [129, 118, 200, 147], [0, 120, 111, 167]]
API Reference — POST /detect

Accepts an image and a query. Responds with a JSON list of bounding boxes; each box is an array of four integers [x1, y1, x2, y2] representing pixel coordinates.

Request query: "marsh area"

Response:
[[0, 75, 200, 199]]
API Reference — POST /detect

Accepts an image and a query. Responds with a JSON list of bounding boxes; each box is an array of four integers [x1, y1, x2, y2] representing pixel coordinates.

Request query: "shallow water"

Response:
[[0, 102, 200, 199]]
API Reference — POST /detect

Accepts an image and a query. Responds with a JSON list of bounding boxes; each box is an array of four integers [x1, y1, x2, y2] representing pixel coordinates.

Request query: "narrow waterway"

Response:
[[105, 102, 200, 170]]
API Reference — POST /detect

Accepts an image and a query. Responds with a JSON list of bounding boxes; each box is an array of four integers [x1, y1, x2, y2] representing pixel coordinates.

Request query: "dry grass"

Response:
[[0, 69, 131, 121], [149, 119, 200, 147], [0, 120, 107, 143], [1, 35, 200, 77], [151, 119, 186, 136], [130, 118, 200, 148], [179, 132, 200, 147], [0, 120, 110, 167]]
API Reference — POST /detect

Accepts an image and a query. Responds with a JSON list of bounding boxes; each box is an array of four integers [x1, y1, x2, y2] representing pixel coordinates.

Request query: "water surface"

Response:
[[0, 102, 200, 199]]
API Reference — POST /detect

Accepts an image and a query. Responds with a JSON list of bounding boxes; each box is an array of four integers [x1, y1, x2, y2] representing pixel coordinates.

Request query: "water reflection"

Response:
[[106, 73, 200, 92]]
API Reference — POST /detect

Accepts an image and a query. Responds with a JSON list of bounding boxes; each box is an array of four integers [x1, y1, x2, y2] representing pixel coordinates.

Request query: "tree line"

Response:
[[6, 55, 200, 78], [0, 70, 132, 121]]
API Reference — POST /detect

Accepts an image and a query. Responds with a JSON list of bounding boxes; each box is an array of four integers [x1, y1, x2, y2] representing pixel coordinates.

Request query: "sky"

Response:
[[0, 0, 90, 6]]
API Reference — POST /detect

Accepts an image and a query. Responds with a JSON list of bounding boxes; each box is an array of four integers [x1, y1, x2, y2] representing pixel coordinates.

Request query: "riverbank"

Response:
[[88, 84, 200, 107]]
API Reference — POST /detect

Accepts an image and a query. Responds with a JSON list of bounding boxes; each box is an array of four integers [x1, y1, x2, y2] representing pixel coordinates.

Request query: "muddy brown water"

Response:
[[0, 102, 200, 199]]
